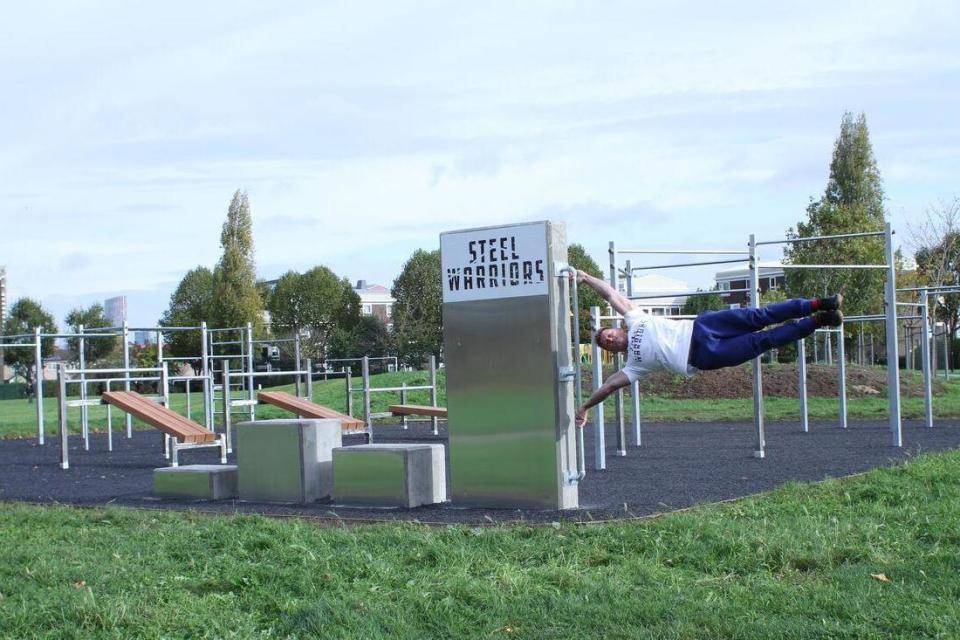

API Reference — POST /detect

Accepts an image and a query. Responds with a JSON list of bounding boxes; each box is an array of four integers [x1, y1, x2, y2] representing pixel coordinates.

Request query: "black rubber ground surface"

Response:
[[2, 419, 959, 524]]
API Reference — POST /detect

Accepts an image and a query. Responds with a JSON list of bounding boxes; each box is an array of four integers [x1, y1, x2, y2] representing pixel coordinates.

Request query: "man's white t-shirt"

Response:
[[620, 309, 697, 382]]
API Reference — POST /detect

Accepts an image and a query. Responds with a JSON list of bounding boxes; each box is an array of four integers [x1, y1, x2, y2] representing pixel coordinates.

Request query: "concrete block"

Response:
[[236, 419, 342, 503], [154, 464, 237, 500], [332, 444, 446, 508]]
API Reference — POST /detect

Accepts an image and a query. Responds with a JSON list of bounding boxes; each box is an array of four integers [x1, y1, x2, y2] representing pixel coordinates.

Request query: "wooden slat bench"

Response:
[[388, 404, 448, 418], [102, 391, 217, 443], [258, 391, 366, 431]]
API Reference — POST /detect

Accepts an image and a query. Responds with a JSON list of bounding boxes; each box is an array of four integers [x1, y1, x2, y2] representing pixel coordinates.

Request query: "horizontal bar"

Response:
[[67, 376, 163, 385], [615, 249, 749, 256], [39, 333, 121, 339], [66, 399, 106, 408], [780, 264, 888, 269], [65, 367, 163, 375], [898, 286, 960, 293], [627, 257, 747, 272], [205, 327, 248, 333], [229, 399, 259, 407], [895, 302, 920, 307], [168, 375, 212, 382], [0, 343, 36, 349], [0, 333, 37, 340], [628, 288, 750, 301], [224, 370, 311, 378], [754, 231, 885, 246], [357, 385, 434, 393], [844, 315, 886, 321], [211, 340, 244, 346], [160, 356, 202, 361]]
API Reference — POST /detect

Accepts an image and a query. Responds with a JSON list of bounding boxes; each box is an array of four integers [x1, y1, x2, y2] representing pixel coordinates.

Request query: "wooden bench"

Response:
[[257, 391, 366, 431], [388, 404, 448, 418], [102, 391, 217, 443]]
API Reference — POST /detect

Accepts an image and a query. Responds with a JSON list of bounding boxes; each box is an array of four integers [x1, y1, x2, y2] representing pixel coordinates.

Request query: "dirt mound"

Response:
[[588, 364, 938, 400]]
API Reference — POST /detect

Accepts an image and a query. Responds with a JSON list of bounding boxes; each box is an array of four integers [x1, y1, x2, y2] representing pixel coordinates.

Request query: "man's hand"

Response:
[[575, 406, 587, 428]]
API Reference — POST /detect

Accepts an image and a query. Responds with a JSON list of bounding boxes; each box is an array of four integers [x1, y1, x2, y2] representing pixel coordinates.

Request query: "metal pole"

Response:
[[305, 358, 313, 402], [609, 241, 626, 457], [429, 355, 439, 436], [346, 367, 353, 417], [78, 324, 89, 450], [749, 234, 765, 458], [223, 361, 232, 454], [944, 322, 951, 380], [201, 322, 212, 431], [858, 326, 864, 366], [362, 356, 372, 443], [34, 327, 44, 444], [294, 332, 302, 397], [624, 260, 641, 447], [838, 329, 848, 430], [825, 330, 832, 366], [883, 222, 902, 447], [400, 382, 408, 430], [798, 338, 808, 433], [123, 321, 132, 438], [246, 322, 255, 420], [58, 364, 69, 469], [106, 380, 113, 451], [921, 289, 933, 428], [590, 306, 606, 470]]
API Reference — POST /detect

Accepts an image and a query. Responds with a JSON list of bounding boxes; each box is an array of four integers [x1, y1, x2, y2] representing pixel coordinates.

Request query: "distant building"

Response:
[[353, 280, 395, 328], [134, 331, 155, 346], [714, 262, 785, 307], [104, 296, 127, 326]]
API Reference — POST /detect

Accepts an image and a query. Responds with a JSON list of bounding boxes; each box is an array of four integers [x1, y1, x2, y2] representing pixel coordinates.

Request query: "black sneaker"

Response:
[[815, 310, 843, 327], [817, 293, 843, 311]]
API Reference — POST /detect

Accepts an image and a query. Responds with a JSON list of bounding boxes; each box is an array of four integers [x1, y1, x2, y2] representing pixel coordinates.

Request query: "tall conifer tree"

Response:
[[211, 190, 264, 333]]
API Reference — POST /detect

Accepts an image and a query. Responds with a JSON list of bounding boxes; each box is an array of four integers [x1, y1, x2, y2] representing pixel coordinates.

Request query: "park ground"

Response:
[[1, 364, 959, 637]]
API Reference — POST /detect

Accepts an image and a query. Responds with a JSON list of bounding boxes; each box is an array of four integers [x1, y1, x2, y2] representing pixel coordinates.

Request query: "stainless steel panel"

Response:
[[332, 447, 407, 506], [443, 220, 577, 509], [154, 464, 238, 500]]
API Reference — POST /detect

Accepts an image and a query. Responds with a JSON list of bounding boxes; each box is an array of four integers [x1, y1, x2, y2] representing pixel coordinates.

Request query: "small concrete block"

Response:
[[332, 443, 443, 508], [425, 444, 447, 504], [154, 464, 237, 500], [236, 419, 342, 503]]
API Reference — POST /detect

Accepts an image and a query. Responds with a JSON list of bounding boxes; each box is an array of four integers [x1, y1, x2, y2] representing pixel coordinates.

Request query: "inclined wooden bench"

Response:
[[101, 390, 226, 466], [388, 404, 448, 418], [257, 391, 366, 432]]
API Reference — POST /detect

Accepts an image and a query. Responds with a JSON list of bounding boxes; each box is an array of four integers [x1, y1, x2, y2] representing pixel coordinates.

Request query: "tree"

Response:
[[1, 298, 57, 373], [65, 303, 116, 363], [568, 244, 604, 343], [681, 288, 724, 316], [160, 266, 215, 358], [328, 316, 393, 362], [211, 190, 264, 334], [391, 249, 442, 367], [784, 111, 887, 322], [267, 267, 361, 360]]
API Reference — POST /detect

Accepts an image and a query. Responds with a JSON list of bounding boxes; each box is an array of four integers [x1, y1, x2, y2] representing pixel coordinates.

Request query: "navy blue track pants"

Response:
[[688, 299, 816, 370]]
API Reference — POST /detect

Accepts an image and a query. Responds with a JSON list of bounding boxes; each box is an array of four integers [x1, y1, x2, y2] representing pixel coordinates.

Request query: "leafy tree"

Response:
[[1, 298, 57, 372], [681, 288, 725, 316], [910, 197, 960, 355], [160, 266, 215, 359], [568, 244, 604, 342], [328, 316, 393, 362], [267, 267, 360, 360], [65, 303, 116, 362], [784, 111, 887, 322], [391, 249, 442, 367], [211, 190, 264, 334], [134, 343, 159, 369]]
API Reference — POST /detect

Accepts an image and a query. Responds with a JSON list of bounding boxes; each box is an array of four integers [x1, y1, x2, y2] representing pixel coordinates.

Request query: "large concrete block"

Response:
[[236, 419, 342, 503], [154, 464, 238, 500], [332, 444, 447, 508]]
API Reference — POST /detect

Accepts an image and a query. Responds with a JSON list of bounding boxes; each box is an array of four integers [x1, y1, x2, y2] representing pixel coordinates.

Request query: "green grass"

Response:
[[2, 450, 960, 638], [3, 367, 960, 439]]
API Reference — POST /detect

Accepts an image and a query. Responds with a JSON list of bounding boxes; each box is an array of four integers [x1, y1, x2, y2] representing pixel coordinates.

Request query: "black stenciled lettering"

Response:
[[446, 268, 461, 291], [463, 266, 473, 289], [468, 241, 477, 264], [535, 260, 544, 282], [510, 236, 519, 259], [476, 265, 485, 288], [489, 265, 499, 287], [488, 238, 497, 263], [500, 237, 509, 261], [509, 262, 520, 285], [522, 261, 533, 284]]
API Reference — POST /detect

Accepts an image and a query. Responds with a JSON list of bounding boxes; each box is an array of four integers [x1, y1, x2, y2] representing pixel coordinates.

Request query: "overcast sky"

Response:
[[3, 1, 959, 327]]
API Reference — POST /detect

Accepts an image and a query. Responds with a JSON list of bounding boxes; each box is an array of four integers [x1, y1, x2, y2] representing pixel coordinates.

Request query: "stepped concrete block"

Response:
[[154, 464, 238, 500], [332, 443, 446, 508]]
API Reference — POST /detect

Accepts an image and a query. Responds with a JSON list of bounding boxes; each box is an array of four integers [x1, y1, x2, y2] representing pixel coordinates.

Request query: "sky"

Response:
[[2, 1, 959, 327]]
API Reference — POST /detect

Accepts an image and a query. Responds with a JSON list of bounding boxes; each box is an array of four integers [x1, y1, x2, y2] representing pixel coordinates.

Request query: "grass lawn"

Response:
[[1, 450, 959, 638], [2, 367, 960, 440]]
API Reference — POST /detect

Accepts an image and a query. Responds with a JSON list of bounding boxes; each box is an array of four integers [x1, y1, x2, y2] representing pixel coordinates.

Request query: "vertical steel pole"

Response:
[[883, 222, 902, 447], [798, 338, 809, 433], [858, 326, 865, 366], [346, 367, 353, 417], [400, 383, 408, 429], [838, 329, 848, 429], [78, 324, 88, 450], [106, 380, 113, 452], [362, 356, 373, 443], [825, 330, 832, 366], [590, 306, 606, 470], [920, 289, 933, 428], [201, 322, 212, 431], [58, 365, 69, 469], [123, 321, 132, 438], [305, 358, 313, 402], [429, 355, 439, 435], [34, 327, 44, 444], [943, 323, 950, 380], [222, 361, 232, 454], [294, 332, 302, 397], [246, 322, 255, 420], [608, 241, 626, 456], [749, 234, 765, 458]]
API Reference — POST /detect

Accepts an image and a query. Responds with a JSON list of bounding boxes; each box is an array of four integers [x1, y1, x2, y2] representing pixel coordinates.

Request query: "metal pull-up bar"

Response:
[[754, 230, 886, 246]]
